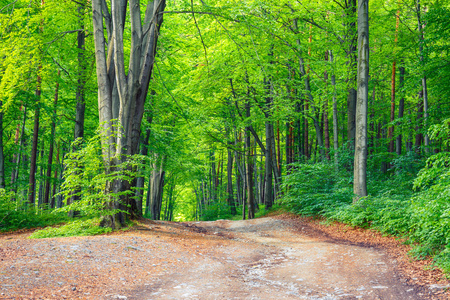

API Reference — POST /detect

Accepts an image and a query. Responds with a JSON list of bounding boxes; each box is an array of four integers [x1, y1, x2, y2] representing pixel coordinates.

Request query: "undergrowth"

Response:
[[281, 150, 450, 274], [29, 218, 112, 238], [0, 190, 70, 231]]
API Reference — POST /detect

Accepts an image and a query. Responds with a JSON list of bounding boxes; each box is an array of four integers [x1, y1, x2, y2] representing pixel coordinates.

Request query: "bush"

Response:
[[0, 189, 69, 231], [281, 150, 450, 274], [199, 202, 235, 221], [281, 162, 353, 216]]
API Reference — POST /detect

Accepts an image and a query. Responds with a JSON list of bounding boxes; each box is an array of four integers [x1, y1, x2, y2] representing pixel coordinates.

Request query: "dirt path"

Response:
[[1, 215, 449, 299]]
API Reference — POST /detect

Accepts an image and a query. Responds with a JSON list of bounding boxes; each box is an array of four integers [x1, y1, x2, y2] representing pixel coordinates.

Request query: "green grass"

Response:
[[28, 217, 112, 238]]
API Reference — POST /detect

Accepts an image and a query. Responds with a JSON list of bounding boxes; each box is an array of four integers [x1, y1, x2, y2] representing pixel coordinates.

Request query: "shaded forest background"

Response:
[[1, 0, 450, 271]]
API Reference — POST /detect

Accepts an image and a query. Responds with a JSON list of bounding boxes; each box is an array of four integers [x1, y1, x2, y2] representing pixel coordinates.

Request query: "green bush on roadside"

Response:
[[281, 150, 450, 274], [0, 189, 69, 231]]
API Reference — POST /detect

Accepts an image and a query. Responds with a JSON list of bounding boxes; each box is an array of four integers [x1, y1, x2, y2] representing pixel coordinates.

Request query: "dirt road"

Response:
[[0, 215, 448, 299]]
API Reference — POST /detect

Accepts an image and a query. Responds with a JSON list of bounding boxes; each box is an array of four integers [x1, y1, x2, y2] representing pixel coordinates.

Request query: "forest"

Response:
[[1, 0, 450, 272]]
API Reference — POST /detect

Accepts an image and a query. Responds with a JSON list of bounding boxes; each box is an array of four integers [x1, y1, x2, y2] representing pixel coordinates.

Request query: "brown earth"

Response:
[[0, 213, 449, 299]]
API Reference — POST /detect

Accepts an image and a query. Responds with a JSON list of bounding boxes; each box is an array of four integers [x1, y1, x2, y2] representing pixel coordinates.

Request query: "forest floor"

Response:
[[1, 213, 450, 299]]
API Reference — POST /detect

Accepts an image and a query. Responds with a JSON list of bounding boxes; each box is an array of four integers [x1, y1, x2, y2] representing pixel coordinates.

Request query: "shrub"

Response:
[[281, 162, 352, 216], [0, 189, 69, 231]]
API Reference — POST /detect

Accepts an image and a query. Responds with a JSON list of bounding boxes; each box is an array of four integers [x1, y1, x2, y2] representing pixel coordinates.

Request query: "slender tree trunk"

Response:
[[277, 121, 281, 174], [353, 0, 369, 201], [329, 51, 339, 166], [259, 154, 264, 205], [416, 0, 429, 151], [148, 155, 165, 220], [38, 142, 45, 207], [11, 107, 24, 193], [389, 10, 400, 154], [293, 19, 318, 160], [50, 142, 60, 209], [415, 94, 424, 150], [396, 65, 405, 155], [75, 1, 86, 143], [246, 100, 255, 219], [286, 122, 292, 172], [235, 153, 241, 208], [253, 145, 260, 210], [10, 107, 22, 188], [28, 72, 42, 205], [135, 112, 152, 216], [346, 0, 357, 147], [269, 123, 280, 196], [56, 147, 66, 208], [44, 72, 60, 207], [264, 122, 273, 209], [388, 60, 396, 153], [0, 101, 5, 189], [21, 150, 29, 201], [68, 0, 87, 215], [323, 53, 330, 160], [227, 145, 236, 215]]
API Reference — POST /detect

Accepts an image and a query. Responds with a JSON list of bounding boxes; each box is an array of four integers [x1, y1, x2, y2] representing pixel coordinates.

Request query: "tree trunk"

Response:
[[28, 73, 42, 205], [324, 52, 330, 160], [346, 0, 357, 146], [11, 106, 24, 192], [0, 101, 5, 189], [11, 106, 27, 198], [312, 116, 325, 159], [92, 0, 166, 227], [353, 0, 369, 202], [44, 73, 60, 207], [75, 1, 86, 143], [277, 121, 281, 175], [56, 147, 65, 208], [246, 100, 255, 219], [135, 112, 152, 216], [416, 0, 429, 151], [38, 142, 45, 207], [293, 19, 318, 160], [389, 10, 400, 154], [50, 142, 60, 209], [227, 145, 236, 215], [286, 122, 292, 172], [415, 94, 424, 150], [396, 65, 405, 155], [330, 51, 339, 166], [68, 0, 87, 215], [388, 61, 396, 153], [264, 121, 274, 209], [147, 155, 165, 220]]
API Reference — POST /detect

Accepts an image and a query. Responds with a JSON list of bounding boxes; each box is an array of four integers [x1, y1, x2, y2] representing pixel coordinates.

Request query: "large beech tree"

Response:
[[92, 0, 166, 227]]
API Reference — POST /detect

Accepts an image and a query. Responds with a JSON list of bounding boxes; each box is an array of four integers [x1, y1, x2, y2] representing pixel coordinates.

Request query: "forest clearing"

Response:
[[1, 214, 450, 299]]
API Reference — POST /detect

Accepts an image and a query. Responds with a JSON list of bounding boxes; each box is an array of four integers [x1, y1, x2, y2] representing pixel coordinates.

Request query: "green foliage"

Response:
[[28, 218, 111, 238], [200, 202, 235, 221], [281, 162, 353, 216], [59, 132, 149, 218], [0, 189, 69, 231], [282, 152, 450, 273], [327, 195, 411, 235], [407, 151, 450, 262]]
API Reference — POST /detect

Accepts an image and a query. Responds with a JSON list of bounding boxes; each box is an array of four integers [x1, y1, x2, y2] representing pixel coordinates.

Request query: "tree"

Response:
[[353, 0, 369, 201], [91, 0, 166, 227]]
